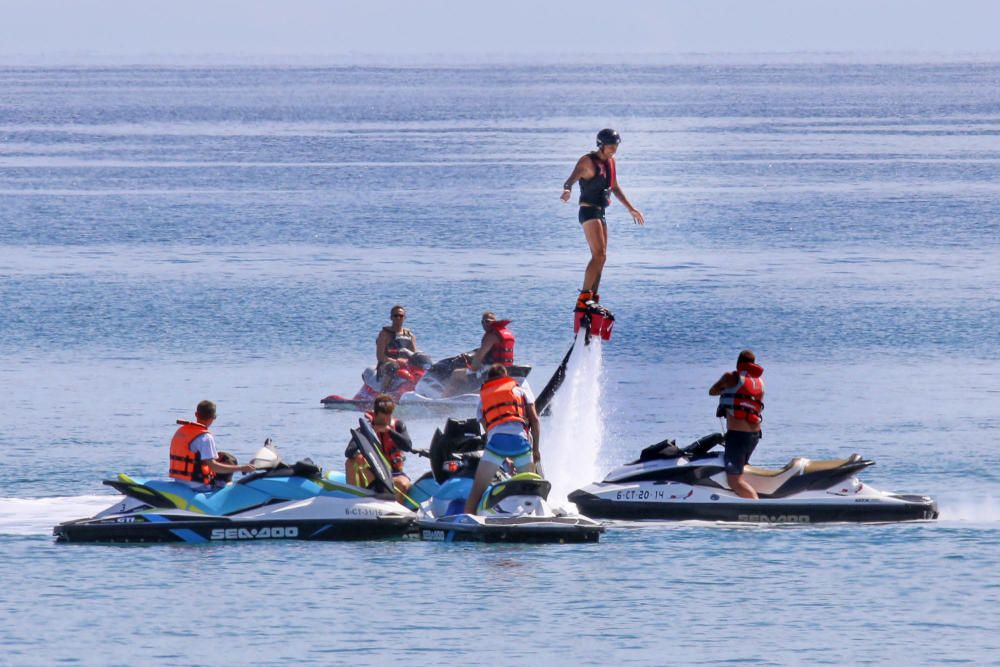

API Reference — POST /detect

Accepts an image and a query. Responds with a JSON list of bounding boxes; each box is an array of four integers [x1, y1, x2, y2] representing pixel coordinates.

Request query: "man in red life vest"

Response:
[[445, 311, 516, 395], [561, 129, 645, 310], [464, 364, 541, 515], [345, 394, 413, 503], [709, 350, 765, 499], [169, 400, 255, 489]]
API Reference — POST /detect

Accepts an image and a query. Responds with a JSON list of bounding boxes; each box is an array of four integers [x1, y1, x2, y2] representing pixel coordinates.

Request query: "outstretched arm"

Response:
[[611, 183, 645, 225]]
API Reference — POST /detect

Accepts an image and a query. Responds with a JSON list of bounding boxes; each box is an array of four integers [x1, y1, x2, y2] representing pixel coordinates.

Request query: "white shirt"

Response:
[[477, 383, 535, 438]]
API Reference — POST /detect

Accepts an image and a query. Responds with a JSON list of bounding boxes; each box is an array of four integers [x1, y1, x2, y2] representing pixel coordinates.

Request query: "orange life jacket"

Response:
[[717, 364, 765, 425], [169, 420, 215, 484], [480, 377, 527, 430], [363, 412, 405, 473], [483, 320, 515, 366]]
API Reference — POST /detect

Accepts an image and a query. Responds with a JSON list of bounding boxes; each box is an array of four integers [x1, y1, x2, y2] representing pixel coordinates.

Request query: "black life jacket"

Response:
[[578, 153, 616, 208]]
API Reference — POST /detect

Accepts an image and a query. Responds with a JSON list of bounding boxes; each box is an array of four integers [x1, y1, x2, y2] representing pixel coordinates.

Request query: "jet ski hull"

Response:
[[568, 487, 938, 523], [54, 512, 413, 543], [415, 515, 603, 543]]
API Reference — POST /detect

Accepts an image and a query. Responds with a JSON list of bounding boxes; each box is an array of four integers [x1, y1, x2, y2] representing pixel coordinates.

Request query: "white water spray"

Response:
[[544, 333, 605, 507], [0, 495, 114, 536]]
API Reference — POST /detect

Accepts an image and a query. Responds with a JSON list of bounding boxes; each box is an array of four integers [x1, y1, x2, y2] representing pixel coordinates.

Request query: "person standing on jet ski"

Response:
[[375, 304, 420, 391], [709, 350, 765, 500], [345, 394, 413, 503], [169, 400, 255, 489], [464, 364, 541, 515], [444, 311, 515, 395], [561, 129, 645, 310]]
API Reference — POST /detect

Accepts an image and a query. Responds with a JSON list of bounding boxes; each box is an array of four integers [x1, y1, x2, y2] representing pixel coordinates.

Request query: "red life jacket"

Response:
[[483, 320, 515, 366], [480, 377, 527, 430], [363, 412, 405, 473], [169, 420, 215, 484], [717, 364, 765, 425]]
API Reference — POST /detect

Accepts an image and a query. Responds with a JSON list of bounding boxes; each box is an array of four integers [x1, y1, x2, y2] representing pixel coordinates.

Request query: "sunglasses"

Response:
[[391, 313, 405, 319]]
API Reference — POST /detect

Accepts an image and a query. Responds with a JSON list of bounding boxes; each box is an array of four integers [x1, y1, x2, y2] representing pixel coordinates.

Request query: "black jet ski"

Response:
[[409, 418, 603, 543], [569, 433, 938, 523], [54, 427, 415, 544]]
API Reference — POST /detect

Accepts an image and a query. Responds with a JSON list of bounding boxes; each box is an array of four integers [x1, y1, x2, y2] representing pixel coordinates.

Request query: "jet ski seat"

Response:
[[801, 454, 862, 473], [741, 459, 809, 495]]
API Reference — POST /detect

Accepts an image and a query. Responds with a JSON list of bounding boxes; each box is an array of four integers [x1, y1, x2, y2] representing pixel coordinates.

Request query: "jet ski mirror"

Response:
[[249, 438, 281, 470]]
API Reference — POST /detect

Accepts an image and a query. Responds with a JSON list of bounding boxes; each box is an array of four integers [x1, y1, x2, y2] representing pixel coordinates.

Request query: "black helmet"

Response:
[[596, 128, 621, 147]]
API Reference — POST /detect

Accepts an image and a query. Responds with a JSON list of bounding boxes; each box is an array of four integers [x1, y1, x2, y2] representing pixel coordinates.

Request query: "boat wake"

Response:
[[0, 495, 114, 536]]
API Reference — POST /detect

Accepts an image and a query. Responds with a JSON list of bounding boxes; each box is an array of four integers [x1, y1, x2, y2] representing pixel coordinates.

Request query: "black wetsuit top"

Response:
[[578, 153, 616, 208]]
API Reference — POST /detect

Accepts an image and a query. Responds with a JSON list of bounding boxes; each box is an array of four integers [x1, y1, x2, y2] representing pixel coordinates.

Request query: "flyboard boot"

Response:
[[573, 291, 614, 345]]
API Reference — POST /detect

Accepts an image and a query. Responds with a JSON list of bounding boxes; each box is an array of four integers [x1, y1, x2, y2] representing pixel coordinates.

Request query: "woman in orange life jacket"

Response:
[[708, 350, 766, 500], [344, 394, 413, 503], [463, 364, 541, 515], [375, 304, 419, 392], [444, 311, 516, 396], [560, 129, 645, 310], [169, 400, 255, 489]]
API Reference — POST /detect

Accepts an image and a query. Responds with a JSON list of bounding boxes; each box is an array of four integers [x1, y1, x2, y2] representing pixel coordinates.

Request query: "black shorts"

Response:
[[724, 430, 761, 475], [578, 206, 606, 225]]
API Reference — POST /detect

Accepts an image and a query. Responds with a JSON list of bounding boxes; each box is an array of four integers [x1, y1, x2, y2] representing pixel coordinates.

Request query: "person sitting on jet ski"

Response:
[[345, 394, 413, 503], [443, 311, 515, 396], [375, 304, 420, 391], [169, 400, 255, 490], [463, 364, 541, 515], [709, 350, 765, 500]]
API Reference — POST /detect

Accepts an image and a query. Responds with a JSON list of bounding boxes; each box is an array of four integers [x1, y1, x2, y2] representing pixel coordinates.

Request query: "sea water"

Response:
[[1, 59, 999, 665]]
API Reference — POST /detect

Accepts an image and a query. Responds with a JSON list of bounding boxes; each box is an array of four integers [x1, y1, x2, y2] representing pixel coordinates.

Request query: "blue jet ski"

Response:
[[408, 418, 603, 544], [54, 427, 414, 544]]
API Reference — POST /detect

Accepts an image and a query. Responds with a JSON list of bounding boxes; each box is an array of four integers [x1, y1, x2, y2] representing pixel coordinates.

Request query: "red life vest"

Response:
[[717, 364, 765, 425], [169, 420, 215, 484], [483, 320, 515, 366], [363, 412, 405, 473], [480, 377, 527, 430]]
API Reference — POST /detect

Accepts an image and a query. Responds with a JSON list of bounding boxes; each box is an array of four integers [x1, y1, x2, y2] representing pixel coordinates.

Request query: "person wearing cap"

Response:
[[560, 128, 645, 310], [168, 400, 255, 490]]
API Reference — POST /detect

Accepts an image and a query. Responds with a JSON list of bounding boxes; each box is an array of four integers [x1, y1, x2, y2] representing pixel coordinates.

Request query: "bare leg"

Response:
[[726, 473, 759, 500], [581, 218, 607, 293], [464, 459, 500, 515]]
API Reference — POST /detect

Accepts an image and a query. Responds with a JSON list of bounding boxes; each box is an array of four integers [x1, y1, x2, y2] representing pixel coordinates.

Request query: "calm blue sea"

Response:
[[1, 59, 999, 666]]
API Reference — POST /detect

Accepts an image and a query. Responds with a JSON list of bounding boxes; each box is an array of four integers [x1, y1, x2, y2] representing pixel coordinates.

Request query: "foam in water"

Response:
[[0, 495, 115, 536], [543, 332, 605, 506]]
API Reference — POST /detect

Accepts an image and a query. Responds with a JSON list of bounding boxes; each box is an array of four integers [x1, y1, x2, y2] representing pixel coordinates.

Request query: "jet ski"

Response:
[[409, 418, 603, 543], [568, 433, 938, 523], [53, 427, 415, 544], [321, 352, 533, 414]]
